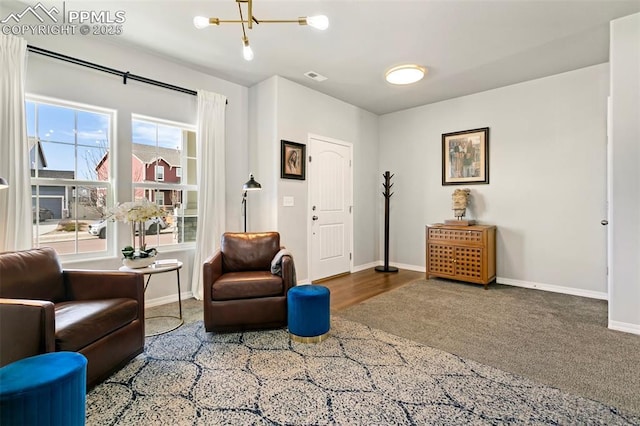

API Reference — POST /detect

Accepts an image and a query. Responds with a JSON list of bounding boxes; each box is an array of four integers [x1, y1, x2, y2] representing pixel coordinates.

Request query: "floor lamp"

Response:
[[242, 174, 262, 232]]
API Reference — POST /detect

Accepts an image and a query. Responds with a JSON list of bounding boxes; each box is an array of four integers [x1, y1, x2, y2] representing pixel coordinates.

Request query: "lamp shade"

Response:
[[242, 174, 262, 191], [0, 177, 8, 190]]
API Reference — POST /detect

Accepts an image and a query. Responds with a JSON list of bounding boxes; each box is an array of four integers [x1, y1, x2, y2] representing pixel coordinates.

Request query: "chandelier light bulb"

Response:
[[242, 38, 254, 61], [306, 15, 329, 30], [193, 16, 210, 29]]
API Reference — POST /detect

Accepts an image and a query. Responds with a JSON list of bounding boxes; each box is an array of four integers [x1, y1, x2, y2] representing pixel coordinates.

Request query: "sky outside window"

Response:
[[26, 101, 110, 181]]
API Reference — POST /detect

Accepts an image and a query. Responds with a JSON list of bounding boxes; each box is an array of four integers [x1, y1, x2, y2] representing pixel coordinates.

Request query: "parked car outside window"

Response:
[[32, 207, 54, 223], [88, 217, 167, 239]]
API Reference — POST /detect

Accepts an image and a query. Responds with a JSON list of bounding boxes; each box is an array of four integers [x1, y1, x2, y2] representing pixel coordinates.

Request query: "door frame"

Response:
[[306, 133, 354, 282]]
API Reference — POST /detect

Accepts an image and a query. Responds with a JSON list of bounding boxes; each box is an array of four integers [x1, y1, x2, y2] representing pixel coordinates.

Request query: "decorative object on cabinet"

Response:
[[426, 223, 496, 289], [281, 140, 306, 180], [442, 127, 489, 185], [444, 188, 476, 226], [375, 171, 398, 273]]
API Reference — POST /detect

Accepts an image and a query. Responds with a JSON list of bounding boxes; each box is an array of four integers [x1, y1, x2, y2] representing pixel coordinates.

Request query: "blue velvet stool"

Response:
[[288, 285, 331, 343], [0, 352, 87, 426]]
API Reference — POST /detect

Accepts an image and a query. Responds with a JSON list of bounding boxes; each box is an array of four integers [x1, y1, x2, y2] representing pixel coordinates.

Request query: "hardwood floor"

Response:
[[314, 268, 424, 312]]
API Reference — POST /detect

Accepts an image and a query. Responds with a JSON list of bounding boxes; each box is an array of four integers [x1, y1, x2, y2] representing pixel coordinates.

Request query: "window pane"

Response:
[[132, 120, 156, 147], [186, 131, 196, 157], [187, 159, 197, 185], [158, 124, 182, 149], [33, 184, 108, 255], [37, 104, 75, 144], [37, 141, 75, 178]]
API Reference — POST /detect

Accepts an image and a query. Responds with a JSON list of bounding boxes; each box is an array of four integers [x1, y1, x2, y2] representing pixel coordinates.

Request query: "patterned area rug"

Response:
[[87, 317, 639, 425]]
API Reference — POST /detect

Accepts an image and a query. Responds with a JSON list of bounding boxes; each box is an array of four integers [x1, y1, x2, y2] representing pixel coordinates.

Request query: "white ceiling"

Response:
[[9, 0, 640, 114]]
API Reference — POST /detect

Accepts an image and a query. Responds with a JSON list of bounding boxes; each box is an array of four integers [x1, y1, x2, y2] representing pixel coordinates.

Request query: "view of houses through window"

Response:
[[131, 116, 198, 247], [27, 97, 197, 257]]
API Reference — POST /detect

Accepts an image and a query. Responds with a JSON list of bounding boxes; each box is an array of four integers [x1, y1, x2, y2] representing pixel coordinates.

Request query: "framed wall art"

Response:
[[281, 140, 306, 180], [442, 127, 489, 185]]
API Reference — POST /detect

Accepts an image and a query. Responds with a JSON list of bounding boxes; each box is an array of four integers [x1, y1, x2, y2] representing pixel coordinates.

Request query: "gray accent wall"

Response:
[[379, 64, 610, 296]]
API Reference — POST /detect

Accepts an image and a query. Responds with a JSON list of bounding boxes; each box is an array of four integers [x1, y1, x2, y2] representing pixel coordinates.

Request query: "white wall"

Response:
[[20, 30, 248, 304], [379, 64, 610, 297], [248, 77, 278, 233], [609, 13, 640, 333], [249, 76, 380, 281]]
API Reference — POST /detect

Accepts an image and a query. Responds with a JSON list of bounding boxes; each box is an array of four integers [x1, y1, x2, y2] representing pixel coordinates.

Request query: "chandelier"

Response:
[[194, 0, 329, 61]]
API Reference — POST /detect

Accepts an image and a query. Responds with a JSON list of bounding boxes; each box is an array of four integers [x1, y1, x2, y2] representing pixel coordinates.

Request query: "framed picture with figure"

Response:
[[281, 140, 306, 180], [442, 127, 489, 185]]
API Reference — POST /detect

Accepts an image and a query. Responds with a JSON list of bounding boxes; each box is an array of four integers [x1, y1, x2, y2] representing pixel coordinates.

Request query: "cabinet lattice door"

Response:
[[426, 224, 496, 289]]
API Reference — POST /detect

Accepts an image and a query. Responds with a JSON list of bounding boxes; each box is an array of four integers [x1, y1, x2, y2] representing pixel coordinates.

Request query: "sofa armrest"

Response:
[[0, 298, 55, 367], [281, 255, 296, 292], [203, 251, 223, 302]]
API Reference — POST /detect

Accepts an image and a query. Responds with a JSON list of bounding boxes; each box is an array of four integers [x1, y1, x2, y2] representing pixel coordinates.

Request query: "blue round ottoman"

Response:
[[0, 352, 87, 426], [288, 285, 331, 343]]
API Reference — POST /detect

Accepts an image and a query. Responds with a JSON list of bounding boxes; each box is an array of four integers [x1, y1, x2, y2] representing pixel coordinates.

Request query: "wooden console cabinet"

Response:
[[426, 224, 496, 289]]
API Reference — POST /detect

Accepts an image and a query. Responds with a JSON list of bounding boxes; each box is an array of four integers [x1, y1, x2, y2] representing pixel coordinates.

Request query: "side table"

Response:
[[119, 261, 183, 336]]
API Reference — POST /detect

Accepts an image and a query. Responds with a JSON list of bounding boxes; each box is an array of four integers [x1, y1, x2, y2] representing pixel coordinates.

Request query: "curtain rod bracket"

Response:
[[123, 71, 129, 85]]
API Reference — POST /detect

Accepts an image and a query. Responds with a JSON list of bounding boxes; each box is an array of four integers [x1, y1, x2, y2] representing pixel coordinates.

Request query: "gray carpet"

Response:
[[338, 278, 640, 416], [85, 300, 640, 425]]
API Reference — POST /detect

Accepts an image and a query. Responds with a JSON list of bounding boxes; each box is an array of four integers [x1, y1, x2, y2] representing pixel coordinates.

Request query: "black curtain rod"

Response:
[[27, 45, 228, 104]]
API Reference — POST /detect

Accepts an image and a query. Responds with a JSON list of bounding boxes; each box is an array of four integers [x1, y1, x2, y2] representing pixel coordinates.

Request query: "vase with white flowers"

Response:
[[108, 199, 165, 268]]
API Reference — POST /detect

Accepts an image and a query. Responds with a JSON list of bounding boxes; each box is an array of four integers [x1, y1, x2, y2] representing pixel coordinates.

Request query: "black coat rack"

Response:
[[375, 171, 399, 273]]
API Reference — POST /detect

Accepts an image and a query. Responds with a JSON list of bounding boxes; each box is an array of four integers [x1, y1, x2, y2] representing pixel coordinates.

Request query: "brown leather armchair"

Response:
[[203, 232, 296, 332], [0, 247, 145, 388]]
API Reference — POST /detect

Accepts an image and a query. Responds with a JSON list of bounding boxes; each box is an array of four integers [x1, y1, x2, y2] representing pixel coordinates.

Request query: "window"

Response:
[[27, 96, 113, 256], [132, 116, 197, 247]]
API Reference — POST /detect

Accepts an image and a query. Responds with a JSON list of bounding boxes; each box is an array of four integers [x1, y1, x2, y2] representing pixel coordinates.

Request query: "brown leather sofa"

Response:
[[203, 232, 296, 332], [0, 247, 145, 388]]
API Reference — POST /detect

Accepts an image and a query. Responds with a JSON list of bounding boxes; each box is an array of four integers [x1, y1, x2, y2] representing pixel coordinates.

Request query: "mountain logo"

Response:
[[1, 2, 60, 24]]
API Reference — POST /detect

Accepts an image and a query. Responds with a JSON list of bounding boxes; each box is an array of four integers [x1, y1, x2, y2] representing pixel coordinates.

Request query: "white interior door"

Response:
[[308, 136, 352, 281]]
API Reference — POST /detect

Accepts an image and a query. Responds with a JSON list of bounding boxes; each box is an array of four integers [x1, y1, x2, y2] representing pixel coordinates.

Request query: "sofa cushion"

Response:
[[221, 232, 280, 272], [212, 272, 283, 301], [0, 247, 65, 302], [54, 299, 138, 352]]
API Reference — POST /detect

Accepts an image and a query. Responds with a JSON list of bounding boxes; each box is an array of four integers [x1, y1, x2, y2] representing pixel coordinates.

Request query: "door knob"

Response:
[[312, 215, 318, 221], [601, 220, 608, 226]]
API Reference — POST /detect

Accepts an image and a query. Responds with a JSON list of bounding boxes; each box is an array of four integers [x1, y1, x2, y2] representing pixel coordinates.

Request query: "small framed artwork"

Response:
[[281, 140, 306, 180], [442, 127, 489, 185]]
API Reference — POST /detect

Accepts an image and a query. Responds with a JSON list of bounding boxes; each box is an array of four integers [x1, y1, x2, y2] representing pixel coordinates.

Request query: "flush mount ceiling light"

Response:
[[194, 0, 329, 61], [385, 64, 427, 85]]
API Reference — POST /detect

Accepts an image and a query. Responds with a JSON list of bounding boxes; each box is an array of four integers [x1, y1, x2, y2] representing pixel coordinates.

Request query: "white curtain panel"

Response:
[[0, 35, 32, 252], [190, 90, 227, 299]]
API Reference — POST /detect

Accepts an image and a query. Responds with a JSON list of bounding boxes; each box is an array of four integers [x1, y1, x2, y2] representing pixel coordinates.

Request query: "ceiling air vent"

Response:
[[304, 71, 328, 82]]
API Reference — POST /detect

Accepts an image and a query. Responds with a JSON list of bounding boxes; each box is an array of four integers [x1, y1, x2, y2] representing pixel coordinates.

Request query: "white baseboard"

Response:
[[352, 261, 380, 273], [352, 261, 426, 273], [390, 262, 426, 273], [608, 320, 640, 335], [497, 277, 608, 300], [145, 291, 193, 309]]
